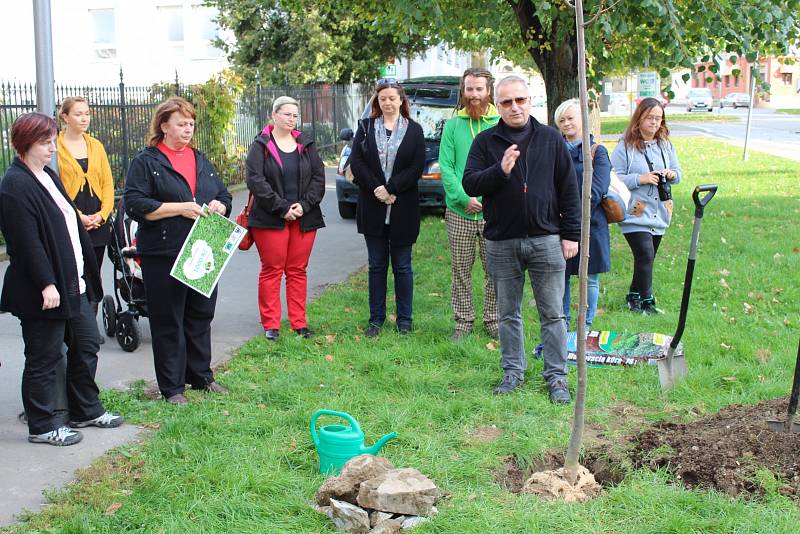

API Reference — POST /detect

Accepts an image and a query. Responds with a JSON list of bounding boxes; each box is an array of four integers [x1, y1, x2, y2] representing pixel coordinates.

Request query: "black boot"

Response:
[[640, 295, 660, 315], [626, 292, 641, 312]]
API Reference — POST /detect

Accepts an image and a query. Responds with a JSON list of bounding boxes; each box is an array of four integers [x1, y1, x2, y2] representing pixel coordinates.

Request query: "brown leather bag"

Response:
[[590, 144, 626, 224]]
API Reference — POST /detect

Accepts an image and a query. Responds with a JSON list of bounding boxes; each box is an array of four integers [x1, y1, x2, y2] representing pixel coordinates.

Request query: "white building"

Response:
[[2, 0, 228, 85], [394, 44, 473, 79]]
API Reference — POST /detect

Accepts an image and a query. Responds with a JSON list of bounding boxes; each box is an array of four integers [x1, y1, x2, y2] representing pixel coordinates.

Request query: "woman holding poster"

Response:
[[124, 97, 232, 405]]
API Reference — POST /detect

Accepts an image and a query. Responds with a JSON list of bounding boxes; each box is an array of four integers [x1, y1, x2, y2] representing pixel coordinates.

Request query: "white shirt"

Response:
[[34, 172, 85, 295]]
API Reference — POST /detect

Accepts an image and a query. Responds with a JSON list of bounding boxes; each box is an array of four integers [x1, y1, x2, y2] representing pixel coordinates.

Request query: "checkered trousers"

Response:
[[445, 208, 497, 335]]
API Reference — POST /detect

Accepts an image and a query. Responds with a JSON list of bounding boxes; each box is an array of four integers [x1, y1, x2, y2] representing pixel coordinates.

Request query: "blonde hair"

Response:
[[148, 97, 196, 147], [553, 98, 580, 126], [272, 96, 299, 114], [58, 96, 89, 126]]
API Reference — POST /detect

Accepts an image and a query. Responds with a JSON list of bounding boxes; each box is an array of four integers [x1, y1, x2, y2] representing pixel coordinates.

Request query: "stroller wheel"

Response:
[[102, 295, 117, 337], [116, 312, 141, 352]]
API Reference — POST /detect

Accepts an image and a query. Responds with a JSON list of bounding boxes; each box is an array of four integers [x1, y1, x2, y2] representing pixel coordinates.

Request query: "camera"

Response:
[[655, 171, 672, 201]]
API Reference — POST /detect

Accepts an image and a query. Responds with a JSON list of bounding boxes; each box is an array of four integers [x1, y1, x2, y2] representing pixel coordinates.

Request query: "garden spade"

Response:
[[767, 338, 800, 433], [658, 185, 717, 391]]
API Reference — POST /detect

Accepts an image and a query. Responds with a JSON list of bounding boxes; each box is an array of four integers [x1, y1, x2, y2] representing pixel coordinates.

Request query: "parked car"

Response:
[[686, 88, 714, 112], [335, 77, 458, 219], [720, 92, 751, 109]]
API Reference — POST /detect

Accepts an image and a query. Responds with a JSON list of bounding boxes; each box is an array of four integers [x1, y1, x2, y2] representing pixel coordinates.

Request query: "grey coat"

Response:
[[610, 138, 682, 235]]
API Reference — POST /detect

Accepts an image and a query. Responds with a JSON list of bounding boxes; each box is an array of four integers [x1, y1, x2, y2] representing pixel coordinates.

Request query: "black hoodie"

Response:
[[462, 117, 580, 242]]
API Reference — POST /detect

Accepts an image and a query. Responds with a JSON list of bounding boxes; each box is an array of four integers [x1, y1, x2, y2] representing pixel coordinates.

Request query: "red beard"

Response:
[[465, 96, 490, 120]]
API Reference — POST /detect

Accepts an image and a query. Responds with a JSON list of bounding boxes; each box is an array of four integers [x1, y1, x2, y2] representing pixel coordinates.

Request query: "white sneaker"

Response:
[[69, 411, 124, 428], [28, 426, 83, 446]]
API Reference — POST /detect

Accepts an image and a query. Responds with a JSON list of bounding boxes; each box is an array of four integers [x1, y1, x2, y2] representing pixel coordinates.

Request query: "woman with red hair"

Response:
[[0, 112, 123, 446]]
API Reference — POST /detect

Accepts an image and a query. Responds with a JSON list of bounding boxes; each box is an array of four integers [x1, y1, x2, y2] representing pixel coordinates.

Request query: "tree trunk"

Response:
[[538, 44, 579, 126]]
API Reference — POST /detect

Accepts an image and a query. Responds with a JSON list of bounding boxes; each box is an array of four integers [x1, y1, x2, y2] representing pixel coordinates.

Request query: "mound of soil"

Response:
[[631, 397, 800, 498]]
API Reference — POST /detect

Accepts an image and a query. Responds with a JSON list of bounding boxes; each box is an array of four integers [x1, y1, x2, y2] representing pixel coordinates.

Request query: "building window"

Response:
[[724, 75, 730, 87], [782, 72, 793, 86], [190, 5, 223, 59], [89, 8, 116, 60], [158, 5, 184, 55]]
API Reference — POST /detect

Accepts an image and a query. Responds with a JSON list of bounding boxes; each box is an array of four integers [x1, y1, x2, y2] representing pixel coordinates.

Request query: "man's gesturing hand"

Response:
[[501, 144, 521, 175]]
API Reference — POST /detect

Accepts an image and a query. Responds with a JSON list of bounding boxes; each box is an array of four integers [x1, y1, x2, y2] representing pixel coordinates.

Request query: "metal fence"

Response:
[[0, 76, 372, 190]]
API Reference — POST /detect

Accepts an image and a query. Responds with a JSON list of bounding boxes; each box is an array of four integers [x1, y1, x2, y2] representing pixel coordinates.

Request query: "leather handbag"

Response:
[[235, 193, 255, 250], [590, 144, 630, 224]]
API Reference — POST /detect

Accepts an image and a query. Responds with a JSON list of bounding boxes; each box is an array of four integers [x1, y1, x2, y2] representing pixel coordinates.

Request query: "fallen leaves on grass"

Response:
[[486, 340, 498, 351], [428, 292, 442, 297], [105, 502, 123, 516], [755, 349, 771, 363], [720, 342, 732, 350], [721, 376, 737, 382], [324, 354, 334, 362], [743, 302, 753, 314], [719, 269, 730, 276], [720, 278, 731, 290], [324, 334, 336, 344]]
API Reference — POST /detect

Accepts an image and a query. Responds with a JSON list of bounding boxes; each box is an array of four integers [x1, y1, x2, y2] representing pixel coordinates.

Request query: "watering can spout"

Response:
[[362, 431, 397, 455]]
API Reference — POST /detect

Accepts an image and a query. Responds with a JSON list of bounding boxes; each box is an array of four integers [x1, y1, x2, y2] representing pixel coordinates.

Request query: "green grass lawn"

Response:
[[776, 108, 800, 115], [601, 113, 738, 135], [6, 137, 800, 533]]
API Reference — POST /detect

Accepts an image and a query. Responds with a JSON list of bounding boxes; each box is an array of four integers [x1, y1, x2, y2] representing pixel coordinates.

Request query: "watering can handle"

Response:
[[692, 184, 717, 218], [310, 410, 362, 445]]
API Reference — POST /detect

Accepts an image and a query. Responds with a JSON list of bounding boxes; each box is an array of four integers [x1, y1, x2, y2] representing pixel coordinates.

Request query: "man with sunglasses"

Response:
[[463, 76, 580, 403], [439, 68, 500, 341]]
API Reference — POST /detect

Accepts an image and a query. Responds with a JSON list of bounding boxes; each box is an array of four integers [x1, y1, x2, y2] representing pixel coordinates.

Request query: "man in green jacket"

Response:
[[439, 68, 500, 340]]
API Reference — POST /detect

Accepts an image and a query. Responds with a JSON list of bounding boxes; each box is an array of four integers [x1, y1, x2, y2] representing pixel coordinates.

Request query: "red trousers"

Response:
[[252, 221, 317, 330]]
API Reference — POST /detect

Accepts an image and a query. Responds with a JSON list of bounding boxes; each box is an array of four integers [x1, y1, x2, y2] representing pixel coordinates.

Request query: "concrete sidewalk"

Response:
[[0, 170, 367, 526]]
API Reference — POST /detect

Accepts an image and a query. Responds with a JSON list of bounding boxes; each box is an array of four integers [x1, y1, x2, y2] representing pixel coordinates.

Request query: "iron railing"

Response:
[[0, 74, 372, 190]]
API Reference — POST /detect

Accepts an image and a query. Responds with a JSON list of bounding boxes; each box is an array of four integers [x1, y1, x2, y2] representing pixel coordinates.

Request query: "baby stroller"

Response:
[[102, 198, 148, 352]]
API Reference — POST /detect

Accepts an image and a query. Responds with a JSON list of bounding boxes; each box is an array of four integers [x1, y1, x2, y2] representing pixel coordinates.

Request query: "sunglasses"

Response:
[[497, 96, 529, 109], [376, 77, 400, 88]]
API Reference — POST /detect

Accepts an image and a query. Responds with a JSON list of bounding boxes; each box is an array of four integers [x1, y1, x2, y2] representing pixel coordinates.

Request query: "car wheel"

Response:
[[708, 108, 712, 112], [338, 201, 356, 219], [686, 108, 691, 113], [116, 312, 141, 352], [102, 295, 116, 337], [733, 104, 737, 109]]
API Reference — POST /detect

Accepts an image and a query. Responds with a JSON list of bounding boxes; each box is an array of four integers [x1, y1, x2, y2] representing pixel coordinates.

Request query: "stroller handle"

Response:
[[692, 184, 717, 218]]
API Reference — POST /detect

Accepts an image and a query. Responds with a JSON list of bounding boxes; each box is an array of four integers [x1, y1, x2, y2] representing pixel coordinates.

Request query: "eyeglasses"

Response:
[[277, 112, 299, 119], [644, 114, 663, 123], [497, 96, 529, 109]]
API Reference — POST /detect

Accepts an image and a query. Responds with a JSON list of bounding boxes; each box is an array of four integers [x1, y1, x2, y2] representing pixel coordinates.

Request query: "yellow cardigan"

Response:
[[56, 132, 115, 222]]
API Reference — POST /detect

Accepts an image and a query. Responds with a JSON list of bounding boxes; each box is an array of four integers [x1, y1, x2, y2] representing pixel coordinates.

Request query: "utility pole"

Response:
[[743, 58, 758, 161], [33, 0, 57, 172]]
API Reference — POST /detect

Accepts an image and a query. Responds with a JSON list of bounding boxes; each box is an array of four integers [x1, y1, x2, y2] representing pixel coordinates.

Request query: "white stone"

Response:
[[357, 468, 440, 516], [329, 498, 371, 533]]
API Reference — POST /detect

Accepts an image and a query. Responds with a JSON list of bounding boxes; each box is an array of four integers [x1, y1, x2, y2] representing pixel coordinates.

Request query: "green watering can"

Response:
[[310, 410, 397, 475]]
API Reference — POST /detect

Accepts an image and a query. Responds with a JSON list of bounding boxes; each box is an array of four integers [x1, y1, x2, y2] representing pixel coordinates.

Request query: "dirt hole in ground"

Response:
[[495, 397, 800, 500], [631, 396, 800, 499], [495, 447, 626, 493]]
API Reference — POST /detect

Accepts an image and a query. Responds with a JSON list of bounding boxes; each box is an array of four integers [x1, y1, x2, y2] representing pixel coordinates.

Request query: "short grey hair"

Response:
[[553, 98, 580, 125], [272, 95, 299, 114], [495, 75, 529, 97]]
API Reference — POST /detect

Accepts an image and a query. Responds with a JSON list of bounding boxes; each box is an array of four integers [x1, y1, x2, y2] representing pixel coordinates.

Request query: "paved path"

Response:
[[0, 169, 367, 526]]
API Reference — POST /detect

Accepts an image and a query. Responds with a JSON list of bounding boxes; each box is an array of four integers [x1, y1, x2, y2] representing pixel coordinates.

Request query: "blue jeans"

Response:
[[486, 235, 567, 385], [364, 234, 413, 328], [563, 273, 599, 330]]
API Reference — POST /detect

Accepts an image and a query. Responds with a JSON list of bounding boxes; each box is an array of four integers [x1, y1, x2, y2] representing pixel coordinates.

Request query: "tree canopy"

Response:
[[209, 0, 800, 122], [207, 0, 433, 84]]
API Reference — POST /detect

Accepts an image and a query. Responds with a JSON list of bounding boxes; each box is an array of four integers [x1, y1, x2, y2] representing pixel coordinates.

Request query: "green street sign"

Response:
[[380, 64, 397, 77]]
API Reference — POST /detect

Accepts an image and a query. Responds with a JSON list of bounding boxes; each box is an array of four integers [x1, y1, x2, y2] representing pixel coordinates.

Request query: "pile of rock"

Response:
[[313, 454, 441, 533]]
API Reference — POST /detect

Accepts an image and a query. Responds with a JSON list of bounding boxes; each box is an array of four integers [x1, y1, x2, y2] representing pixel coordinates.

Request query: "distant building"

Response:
[[2, 0, 227, 85], [693, 54, 800, 108]]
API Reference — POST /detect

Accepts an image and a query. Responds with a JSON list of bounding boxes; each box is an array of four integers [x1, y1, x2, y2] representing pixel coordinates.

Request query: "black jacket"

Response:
[[463, 117, 580, 242], [349, 118, 425, 246], [245, 129, 326, 232], [0, 158, 102, 319], [123, 147, 232, 257]]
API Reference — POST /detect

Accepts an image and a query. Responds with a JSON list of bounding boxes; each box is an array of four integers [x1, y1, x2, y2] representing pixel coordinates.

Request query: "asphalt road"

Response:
[[658, 106, 800, 161], [0, 168, 367, 526]]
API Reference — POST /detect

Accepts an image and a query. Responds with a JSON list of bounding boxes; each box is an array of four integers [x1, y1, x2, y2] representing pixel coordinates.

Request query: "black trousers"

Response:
[[20, 294, 105, 435], [624, 231, 663, 298], [140, 255, 217, 398]]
